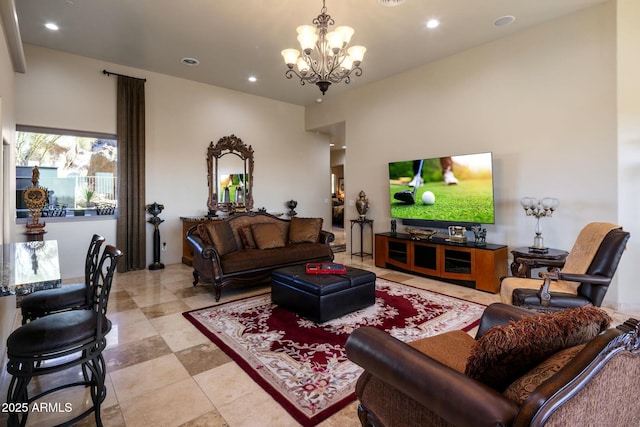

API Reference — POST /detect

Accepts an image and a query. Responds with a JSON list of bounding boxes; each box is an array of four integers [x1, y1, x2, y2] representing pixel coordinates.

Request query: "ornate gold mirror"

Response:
[[207, 135, 254, 215]]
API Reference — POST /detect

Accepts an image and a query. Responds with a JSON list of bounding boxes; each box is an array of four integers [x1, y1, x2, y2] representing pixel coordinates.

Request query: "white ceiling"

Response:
[[15, 0, 605, 107]]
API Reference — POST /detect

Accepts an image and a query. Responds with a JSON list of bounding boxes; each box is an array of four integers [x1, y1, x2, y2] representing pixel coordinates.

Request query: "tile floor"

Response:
[[1, 250, 638, 426]]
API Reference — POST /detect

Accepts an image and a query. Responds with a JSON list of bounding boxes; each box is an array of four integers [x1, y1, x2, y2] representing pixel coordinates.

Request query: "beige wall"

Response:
[[307, 2, 639, 311], [616, 0, 640, 310], [12, 45, 331, 278], [0, 6, 17, 388], [0, 4, 16, 244]]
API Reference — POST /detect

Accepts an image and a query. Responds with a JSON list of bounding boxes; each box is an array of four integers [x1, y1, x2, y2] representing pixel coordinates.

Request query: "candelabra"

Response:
[[147, 202, 165, 270], [520, 197, 559, 253]]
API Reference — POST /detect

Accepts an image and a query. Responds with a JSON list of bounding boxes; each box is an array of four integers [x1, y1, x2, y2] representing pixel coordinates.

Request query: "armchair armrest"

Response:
[[318, 230, 335, 245], [185, 225, 206, 253], [476, 303, 536, 338], [346, 327, 518, 427], [186, 225, 223, 279], [556, 272, 611, 286], [538, 272, 611, 306]]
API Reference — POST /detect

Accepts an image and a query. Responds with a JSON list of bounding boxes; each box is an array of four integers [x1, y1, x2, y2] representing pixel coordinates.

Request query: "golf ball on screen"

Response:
[[422, 191, 436, 205]]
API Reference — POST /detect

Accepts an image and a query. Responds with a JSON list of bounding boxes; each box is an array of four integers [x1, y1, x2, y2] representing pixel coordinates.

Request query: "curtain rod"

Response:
[[102, 69, 147, 82]]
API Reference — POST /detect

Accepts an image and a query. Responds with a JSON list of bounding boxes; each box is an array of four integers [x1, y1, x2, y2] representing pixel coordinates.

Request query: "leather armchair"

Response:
[[508, 227, 630, 311], [345, 303, 640, 427]]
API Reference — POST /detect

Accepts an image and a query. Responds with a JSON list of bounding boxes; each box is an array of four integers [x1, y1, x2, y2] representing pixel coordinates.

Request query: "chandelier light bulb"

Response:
[[281, 49, 300, 66], [297, 33, 318, 53], [326, 30, 346, 51], [335, 26, 354, 44], [347, 45, 366, 64], [296, 25, 317, 36], [296, 58, 310, 74], [342, 56, 353, 70]]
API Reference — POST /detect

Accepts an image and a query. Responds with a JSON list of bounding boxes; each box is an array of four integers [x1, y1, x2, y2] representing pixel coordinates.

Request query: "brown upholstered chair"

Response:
[[500, 223, 629, 312], [345, 303, 640, 427]]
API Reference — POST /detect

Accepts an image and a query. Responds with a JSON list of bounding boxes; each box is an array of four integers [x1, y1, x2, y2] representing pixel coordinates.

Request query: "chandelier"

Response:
[[281, 0, 366, 95]]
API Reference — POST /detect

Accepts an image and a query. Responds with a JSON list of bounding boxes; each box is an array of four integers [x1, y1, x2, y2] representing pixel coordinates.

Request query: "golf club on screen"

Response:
[[393, 159, 423, 204]]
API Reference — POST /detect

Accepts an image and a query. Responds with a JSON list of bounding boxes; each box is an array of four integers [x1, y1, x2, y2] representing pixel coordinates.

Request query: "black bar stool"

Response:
[[20, 234, 105, 324], [5, 244, 122, 427]]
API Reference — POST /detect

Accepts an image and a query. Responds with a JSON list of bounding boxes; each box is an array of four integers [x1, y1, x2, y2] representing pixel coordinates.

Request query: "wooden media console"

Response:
[[375, 232, 508, 293]]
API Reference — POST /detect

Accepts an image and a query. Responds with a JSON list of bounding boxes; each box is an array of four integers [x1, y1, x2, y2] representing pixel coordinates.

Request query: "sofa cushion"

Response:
[[503, 344, 585, 405], [410, 330, 475, 373], [220, 243, 334, 273], [197, 223, 212, 245], [238, 226, 257, 249], [465, 306, 611, 391], [288, 217, 323, 244], [252, 223, 286, 250], [203, 221, 239, 256]]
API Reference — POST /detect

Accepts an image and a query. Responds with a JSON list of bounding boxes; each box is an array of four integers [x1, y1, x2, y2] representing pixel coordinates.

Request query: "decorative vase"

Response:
[[356, 190, 369, 219], [287, 200, 297, 217]]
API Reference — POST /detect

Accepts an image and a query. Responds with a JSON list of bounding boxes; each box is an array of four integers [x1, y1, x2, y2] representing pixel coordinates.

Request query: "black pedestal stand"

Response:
[[147, 202, 165, 270]]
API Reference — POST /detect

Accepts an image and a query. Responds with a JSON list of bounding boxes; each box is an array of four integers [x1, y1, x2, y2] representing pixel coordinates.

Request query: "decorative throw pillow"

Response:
[[238, 226, 257, 249], [503, 344, 586, 405], [196, 223, 212, 245], [288, 217, 322, 244], [252, 223, 286, 250], [465, 306, 610, 391], [203, 221, 239, 256]]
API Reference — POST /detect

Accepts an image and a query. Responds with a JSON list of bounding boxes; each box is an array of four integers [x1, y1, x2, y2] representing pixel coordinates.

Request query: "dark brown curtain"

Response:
[[116, 76, 146, 272]]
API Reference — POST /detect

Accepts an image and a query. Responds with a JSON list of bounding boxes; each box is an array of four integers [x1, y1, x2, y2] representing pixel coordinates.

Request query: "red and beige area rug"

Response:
[[183, 278, 485, 426]]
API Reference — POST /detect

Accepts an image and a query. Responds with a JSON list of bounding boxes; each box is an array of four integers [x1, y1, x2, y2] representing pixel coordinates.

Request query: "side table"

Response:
[[510, 247, 569, 278], [350, 218, 373, 260]]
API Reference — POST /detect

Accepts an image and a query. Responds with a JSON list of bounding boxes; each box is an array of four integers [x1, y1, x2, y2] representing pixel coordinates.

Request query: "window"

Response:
[[16, 126, 117, 218]]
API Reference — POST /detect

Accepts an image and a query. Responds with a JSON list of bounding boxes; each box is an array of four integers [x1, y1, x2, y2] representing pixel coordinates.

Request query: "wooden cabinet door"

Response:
[[411, 242, 440, 276], [439, 246, 476, 281], [474, 247, 508, 293]]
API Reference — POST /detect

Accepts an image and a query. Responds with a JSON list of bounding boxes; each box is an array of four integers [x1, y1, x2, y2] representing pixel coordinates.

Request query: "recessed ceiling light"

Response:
[[426, 19, 440, 29], [181, 57, 199, 66], [377, 0, 406, 6], [316, 98, 323, 103], [45, 22, 59, 31], [329, 143, 335, 147], [494, 15, 516, 27], [248, 76, 257, 83], [342, 145, 347, 149]]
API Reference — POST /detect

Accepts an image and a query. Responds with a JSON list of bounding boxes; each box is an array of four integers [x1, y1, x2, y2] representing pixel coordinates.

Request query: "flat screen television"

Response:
[[388, 152, 495, 226]]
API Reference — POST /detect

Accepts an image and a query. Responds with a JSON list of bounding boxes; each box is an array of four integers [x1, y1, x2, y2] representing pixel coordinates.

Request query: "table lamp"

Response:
[[520, 197, 559, 253]]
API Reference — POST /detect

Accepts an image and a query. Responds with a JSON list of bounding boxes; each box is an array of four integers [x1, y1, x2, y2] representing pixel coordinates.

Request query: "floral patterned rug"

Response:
[[182, 278, 485, 426]]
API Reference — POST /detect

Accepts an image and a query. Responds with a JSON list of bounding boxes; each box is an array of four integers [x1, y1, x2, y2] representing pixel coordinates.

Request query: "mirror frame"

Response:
[[207, 135, 254, 214]]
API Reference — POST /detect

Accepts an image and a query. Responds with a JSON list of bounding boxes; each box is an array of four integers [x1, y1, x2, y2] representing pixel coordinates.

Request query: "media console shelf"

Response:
[[375, 232, 508, 293]]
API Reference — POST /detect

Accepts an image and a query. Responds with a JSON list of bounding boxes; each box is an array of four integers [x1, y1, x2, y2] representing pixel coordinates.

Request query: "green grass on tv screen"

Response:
[[389, 179, 495, 224]]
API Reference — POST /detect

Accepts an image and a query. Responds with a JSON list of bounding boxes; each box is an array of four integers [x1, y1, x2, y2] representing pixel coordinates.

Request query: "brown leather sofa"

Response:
[[187, 212, 334, 301], [346, 303, 640, 427]]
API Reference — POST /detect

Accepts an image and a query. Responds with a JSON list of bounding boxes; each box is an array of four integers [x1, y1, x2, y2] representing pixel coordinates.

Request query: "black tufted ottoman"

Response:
[[271, 265, 376, 323]]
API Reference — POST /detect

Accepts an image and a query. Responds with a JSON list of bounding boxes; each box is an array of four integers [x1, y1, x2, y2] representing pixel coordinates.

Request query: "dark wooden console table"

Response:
[[375, 232, 507, 293], [510, 247, 569, 278], [351, 218, 374, 260]]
